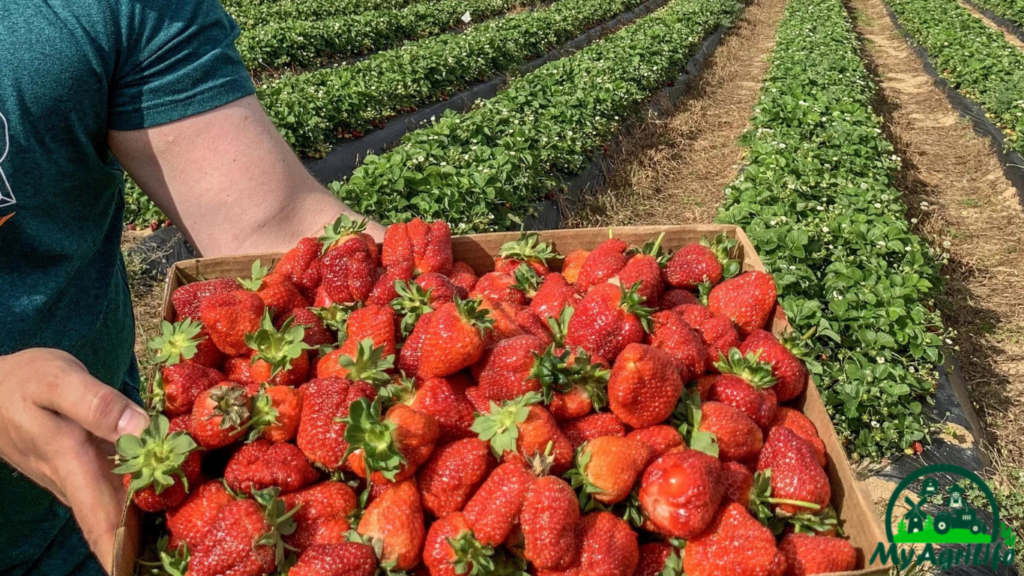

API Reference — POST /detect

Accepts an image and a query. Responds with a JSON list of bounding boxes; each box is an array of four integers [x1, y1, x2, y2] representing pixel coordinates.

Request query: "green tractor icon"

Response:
[[934, 485, 986, 535]]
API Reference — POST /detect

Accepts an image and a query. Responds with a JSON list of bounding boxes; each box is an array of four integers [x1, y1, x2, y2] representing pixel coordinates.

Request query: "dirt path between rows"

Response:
[[850, 0, 1024, 525], [957, 0, 1024, 50], [563, 0, 788, 227]]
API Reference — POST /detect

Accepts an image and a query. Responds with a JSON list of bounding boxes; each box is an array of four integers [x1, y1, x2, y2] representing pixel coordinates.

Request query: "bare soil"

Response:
[[850, 0, 1024, 527], [563, 0, 789, 227]]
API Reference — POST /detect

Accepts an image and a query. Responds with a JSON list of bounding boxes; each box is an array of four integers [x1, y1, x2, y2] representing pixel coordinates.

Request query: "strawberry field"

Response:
[[118, 0, 1024, 570]]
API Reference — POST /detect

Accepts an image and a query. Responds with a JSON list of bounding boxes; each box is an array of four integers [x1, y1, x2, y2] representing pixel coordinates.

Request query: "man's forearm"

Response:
[[109, 96, 385, 258]]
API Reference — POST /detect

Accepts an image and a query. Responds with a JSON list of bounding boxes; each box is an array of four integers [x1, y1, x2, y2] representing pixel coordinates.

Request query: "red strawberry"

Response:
[[521, 476, 581, 570], [414, 273, 459, 307], [357, 479, 426, 571], [474, 334, 547, 402], [772, 407, 826, 467], [224, 356, 256, 385], [740, 329, 808, 402], [684, 502, 784, 576], [148, 319, 223, 370], [472, 271, 527, 305], [561, 249, 590, 285], [638, 449, 723, 538], [398, 310, 434, 377], [296, 377, 377, 470], [565, 283, 652, 361], [495, 232, 556, 276], [368, 265, 414, 307], [345, 399, 440, 483], [463, 462, 537, 546], [515, 307, 555, 347], [248, 385, 303, 442], [543, 349, 610, 421], [449, 261, 478, 296], [417, 438, 494, 518], [649, 310, 707, 381], [282, 307, 335, 348], [664, 239, 728, 290], [561, 412, 626, 450], [382, 218, 453, 276], [540, 512, 639, 576], [321, 237, 376, 304], [245, 312, 312, 386], [282, 481, 359, 552], [707, 271, 777, 337], [707, 349, 779, 430], [115, 415, 201, 513], [615, 235, 665, 305], [242, 262, 308, 321], [190, 384, 251, 449], [165, 480, 234, 550], [676, 303, 715, 330], [273, 236, 323, 298], [626, 425, 683, 465], [188, 488, 298, 576], [660, 288, 698, 309], [319, 214, 378, 261], [720, 460, 755, 507], [383, 374, 477, 444], [778, 533, 857, 576], [478, 297, 524, 345], [417, 298, 494, 378], [531, 273, 580, 322], [607, 343, 682, 428], [172, 278, 240, 322], [698, 315, 741, 372], [225, 439, 318, 495], [464, 384, 491, 413], [476, 395, 573, 474], [153, 361, 225, 417], [576, 237, 629, 293], [199, 290, 266, 356], [289, 542, 378, 576], [634, 542, 682, 576], [568, 436, 649, 507], [699, 401, 763, 462], [423, 512, 496, 576], [318, 334, 396, 385], [757, 427, 830, 515]]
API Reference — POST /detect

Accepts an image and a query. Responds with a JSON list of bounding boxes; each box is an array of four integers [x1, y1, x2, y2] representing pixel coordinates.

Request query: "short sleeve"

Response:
[[108, 0, 256, 130]]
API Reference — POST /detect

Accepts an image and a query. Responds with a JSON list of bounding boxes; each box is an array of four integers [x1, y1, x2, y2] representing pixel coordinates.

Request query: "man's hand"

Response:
[[0, 349, 150, 574], [109, 95, 386, 257]]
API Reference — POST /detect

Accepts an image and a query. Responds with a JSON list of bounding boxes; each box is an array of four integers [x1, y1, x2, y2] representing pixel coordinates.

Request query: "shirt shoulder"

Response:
[[108, 0, 256, 130]]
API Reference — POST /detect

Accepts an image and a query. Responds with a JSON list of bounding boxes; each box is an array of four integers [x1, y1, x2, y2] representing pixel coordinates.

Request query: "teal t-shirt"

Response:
[[0, 1, 254, 574]]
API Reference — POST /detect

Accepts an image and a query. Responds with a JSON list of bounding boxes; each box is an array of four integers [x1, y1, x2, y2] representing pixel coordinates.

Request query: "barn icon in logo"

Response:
[[0, 113, 14, 208]]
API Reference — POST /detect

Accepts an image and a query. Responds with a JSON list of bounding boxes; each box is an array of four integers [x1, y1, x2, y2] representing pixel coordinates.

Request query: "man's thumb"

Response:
[[38, 370, 150, 442]]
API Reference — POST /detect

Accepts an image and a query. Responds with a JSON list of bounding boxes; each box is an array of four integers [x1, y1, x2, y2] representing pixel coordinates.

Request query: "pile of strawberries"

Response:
[[116, 217, 861, 576]]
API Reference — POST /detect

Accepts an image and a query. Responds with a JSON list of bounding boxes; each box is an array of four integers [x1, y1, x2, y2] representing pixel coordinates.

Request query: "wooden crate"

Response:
[[114, 225, 887, 576]]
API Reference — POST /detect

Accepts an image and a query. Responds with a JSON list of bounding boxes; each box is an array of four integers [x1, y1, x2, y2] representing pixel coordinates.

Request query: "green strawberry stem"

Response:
[[619, 283, 657, 333], [148, 319, 204, 367], [447, 531, 497, 575], [511, 264, 542, 296], [470, 392, 540, 458], [391, 280, 434, 337], [246, 389, 280, 442], [456, 296, 496, 336], [766, 498, 821, 510], [245, 311, 312, 378], [253, 487, 301, 566], [339, 398, 406, 481], [546, 307, 574, 347], [239, 259, 270, 291], [497, 232, 558, 262], [714, 348, 777, 390], [113, 414, 198, 495], [338, 338, 395, 388], [319, 214, 368, 254]]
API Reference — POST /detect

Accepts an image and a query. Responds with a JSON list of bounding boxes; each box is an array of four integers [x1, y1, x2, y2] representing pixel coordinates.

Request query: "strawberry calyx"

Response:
[[319, 214, 368, 254], [619, 283, 657, 333], [630, 232, 669, 267], [340, 397, 406, 481], [470, 392, 541, 458], [714, 348, 777, 390], [447, 530, 498, 575], [455, 296, 496, 336], [158, 537, 189, 576], [671, 389, 719, 458], [546, 306, 574, 347], [338, 338, 395, 388], [238, 259, 271, 291], [569, 350, 611, 412], [750, 470, 823, 534], [620, 488, 645, 529], [390, 280, 434, 337], [497, 232, 558, 264], [114, 414, 198, 496], [696, 282, 712, 306], [701, 233, 741, 279], [245, 312, 313, 378], [145, 372, 168, 414], [564, 445, 605, 512], [511, 264, 543, 298], [378, 374, 418, 407], [252, 487, 301, 566], [529, 346, 575, 403], [524, 440, 557, 477], [658, 545, 684, 576], [208, 384, 252, 430], [312, 302, 362, 333], [246, 387, 279, 442], [789, 505, 842, 536], [148, 319, 204, 367]]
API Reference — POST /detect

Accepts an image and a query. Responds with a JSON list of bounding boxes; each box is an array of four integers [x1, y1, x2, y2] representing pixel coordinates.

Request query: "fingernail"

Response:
[[117, 405, 149, 436]]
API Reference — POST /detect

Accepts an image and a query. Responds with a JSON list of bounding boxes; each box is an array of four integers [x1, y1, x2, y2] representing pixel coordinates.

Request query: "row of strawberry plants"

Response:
[[965, 0, 1024, 30], [227, 0, 429, 28], [238, 0, 530, 74], [327, 0, 742, 232], [257, 0, 657, 157], [715, 0, 948, 459], [885, 0, 1024, 155]]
